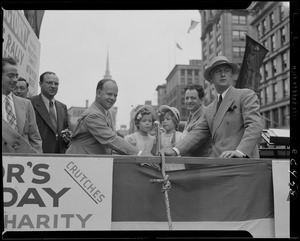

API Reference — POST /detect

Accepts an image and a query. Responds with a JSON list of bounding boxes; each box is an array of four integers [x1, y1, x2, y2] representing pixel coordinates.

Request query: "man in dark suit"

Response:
[[162, 56, 263, 158], [28, 71, 71, 153], [2, 57, 42, 153], [66, 79, 142, 155]]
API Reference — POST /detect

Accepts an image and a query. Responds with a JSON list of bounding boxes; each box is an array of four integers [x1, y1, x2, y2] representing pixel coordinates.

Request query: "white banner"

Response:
[[3, 155, 113, 231], [2, 10, 41, 96]]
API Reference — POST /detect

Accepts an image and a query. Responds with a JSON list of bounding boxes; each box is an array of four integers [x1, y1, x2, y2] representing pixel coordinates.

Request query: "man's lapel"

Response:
[[34, 94, 57, 133], [13, 95, 25, 133]]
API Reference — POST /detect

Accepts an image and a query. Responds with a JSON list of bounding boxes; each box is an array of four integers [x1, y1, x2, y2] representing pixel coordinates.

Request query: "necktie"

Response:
[[49, 101, 57, 131], [5, 96, 19, 132], [216, 94, 223, 113], [187, 113, 192, 125]]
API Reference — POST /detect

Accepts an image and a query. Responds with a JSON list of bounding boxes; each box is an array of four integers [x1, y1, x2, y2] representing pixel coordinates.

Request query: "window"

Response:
[[216, 19, 221, 31], [203, 50, 208, 60], [194, 70, 199, 77], [264, 63, 269, 79], [217, 50, 222, 56], [272, 83, 277, 102], [273, 108, 279, 127], [265, 87, 270, 104], [181, 69, 185, 77], [209, 29, 213, 39], [265, 111, 271, 128], [282, 78, 289, 97], [209, 43, 214, 54], [260, 89, 264, 105], [271, 34, 276, 51], [217, 35, 221, 46], [272, 58, 277, 76], [232, 15, 246, 24], [270, 12, 275, 28], [280, 27, 286, 45], [280, 5, 285, 21], [257, 24, 261, 38], [262, 19, 267, 34], [187, 69, 192, 77], [282, 52, 288, 71], [233, 47, 245, 57], [263, 40, 268, 50], [232, 30, 246, 40]]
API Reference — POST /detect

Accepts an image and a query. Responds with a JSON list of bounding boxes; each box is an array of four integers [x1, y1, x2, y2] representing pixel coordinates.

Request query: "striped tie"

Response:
[[5, 96, 19, 132], [49, 101, 57, 131]]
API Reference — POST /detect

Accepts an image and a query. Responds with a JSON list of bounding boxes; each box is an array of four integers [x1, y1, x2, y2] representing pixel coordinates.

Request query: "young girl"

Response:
[[158, 105, 185, 171], [124, 105, 156, 156]]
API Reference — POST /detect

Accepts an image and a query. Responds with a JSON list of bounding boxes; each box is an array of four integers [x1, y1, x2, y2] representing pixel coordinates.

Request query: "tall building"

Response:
[[248, 2, 290, 129], [199, 9, 254, 105], [159, 60, 204, 121]]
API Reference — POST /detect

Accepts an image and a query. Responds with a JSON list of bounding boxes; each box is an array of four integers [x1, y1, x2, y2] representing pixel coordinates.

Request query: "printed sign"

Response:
[[3, 155, 113, 231], [2, 10, 41, 96]]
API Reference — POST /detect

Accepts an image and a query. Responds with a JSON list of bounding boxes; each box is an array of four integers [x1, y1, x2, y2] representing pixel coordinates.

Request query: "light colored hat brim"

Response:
[[158, 105, 180, 122], [204, 61, 238, 82]]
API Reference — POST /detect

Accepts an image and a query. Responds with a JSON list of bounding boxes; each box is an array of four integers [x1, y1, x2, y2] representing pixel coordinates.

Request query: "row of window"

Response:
[[262, 26, 287, 52], [261, 51, 288, 80], [260, 77, 289, 105], [262, 104, 290, 128], [257, 4, 286, 38]]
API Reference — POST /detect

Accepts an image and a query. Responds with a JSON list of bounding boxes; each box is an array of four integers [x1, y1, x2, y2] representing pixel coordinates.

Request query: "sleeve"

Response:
[[27, 100, 43, 153], [236, 89, 263, 157], [176, 112, 211, 155], [84, 112, 140, 155]]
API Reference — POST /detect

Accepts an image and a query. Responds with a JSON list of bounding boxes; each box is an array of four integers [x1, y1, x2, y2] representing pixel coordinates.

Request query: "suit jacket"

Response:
[[28, 94, 70, 153], [183, 104, 212, 157], [66, 101, 139, 155], [3, 94, 43, 153], [177, 86, 263, 158]]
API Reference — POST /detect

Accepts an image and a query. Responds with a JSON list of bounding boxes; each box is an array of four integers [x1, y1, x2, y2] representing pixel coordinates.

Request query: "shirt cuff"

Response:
[[236, 150, 247, 158], [172, 147, 181, 157], [137, 151, 143, 156]]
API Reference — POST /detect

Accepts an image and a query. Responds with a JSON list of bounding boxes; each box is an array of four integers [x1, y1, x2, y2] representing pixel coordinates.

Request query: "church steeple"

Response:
[[104, 46, 112, 79]]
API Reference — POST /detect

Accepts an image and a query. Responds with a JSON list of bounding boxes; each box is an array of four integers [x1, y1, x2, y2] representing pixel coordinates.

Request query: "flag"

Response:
[[187, 20, 199, 33], [176, 42, 182, 50], [235, 35, 269, 93], [111, 158, 275, 238]]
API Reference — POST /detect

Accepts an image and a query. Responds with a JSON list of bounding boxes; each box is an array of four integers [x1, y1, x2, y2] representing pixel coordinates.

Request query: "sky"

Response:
[[38, 10, 202, 130]]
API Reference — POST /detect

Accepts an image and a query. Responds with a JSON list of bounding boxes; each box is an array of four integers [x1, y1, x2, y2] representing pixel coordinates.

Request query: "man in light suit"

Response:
[[183, 84, 212, 157], [2, 57, 42, 153], [162, 56, 263, 158], [66, 79, 141, 155], [28, 72, 71, 153]]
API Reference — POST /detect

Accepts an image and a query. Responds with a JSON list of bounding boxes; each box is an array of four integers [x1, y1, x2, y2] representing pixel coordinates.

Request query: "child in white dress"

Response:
[[125, 105, 156, 156], [158, 105, 185, 171]]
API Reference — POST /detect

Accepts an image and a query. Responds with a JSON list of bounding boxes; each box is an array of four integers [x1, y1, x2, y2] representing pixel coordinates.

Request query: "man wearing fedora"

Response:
[[162, 55, 263, 158]]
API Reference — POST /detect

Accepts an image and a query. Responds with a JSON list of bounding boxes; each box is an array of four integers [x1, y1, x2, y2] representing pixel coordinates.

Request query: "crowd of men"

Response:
[[2, 55, 263, 159]]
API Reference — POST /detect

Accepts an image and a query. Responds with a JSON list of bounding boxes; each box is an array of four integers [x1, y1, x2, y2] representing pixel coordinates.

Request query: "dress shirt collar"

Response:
[[217, 86, 230, 101], [41, 93, 55, 107]]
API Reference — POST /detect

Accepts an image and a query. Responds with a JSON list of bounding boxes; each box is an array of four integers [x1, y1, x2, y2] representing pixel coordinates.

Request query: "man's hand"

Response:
[[161, 148, 177, 156], [61, 129, 72, 143], [219, 150, 244, 158]]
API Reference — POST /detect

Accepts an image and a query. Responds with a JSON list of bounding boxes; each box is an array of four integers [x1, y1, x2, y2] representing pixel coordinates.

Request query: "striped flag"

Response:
[[176, 42, 182, 50], [187, 20, 199, 33], [111, 159, 275, 238]]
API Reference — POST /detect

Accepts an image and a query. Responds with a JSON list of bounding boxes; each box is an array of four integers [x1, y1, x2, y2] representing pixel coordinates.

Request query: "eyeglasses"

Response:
[[44, 81, 59, 86]]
